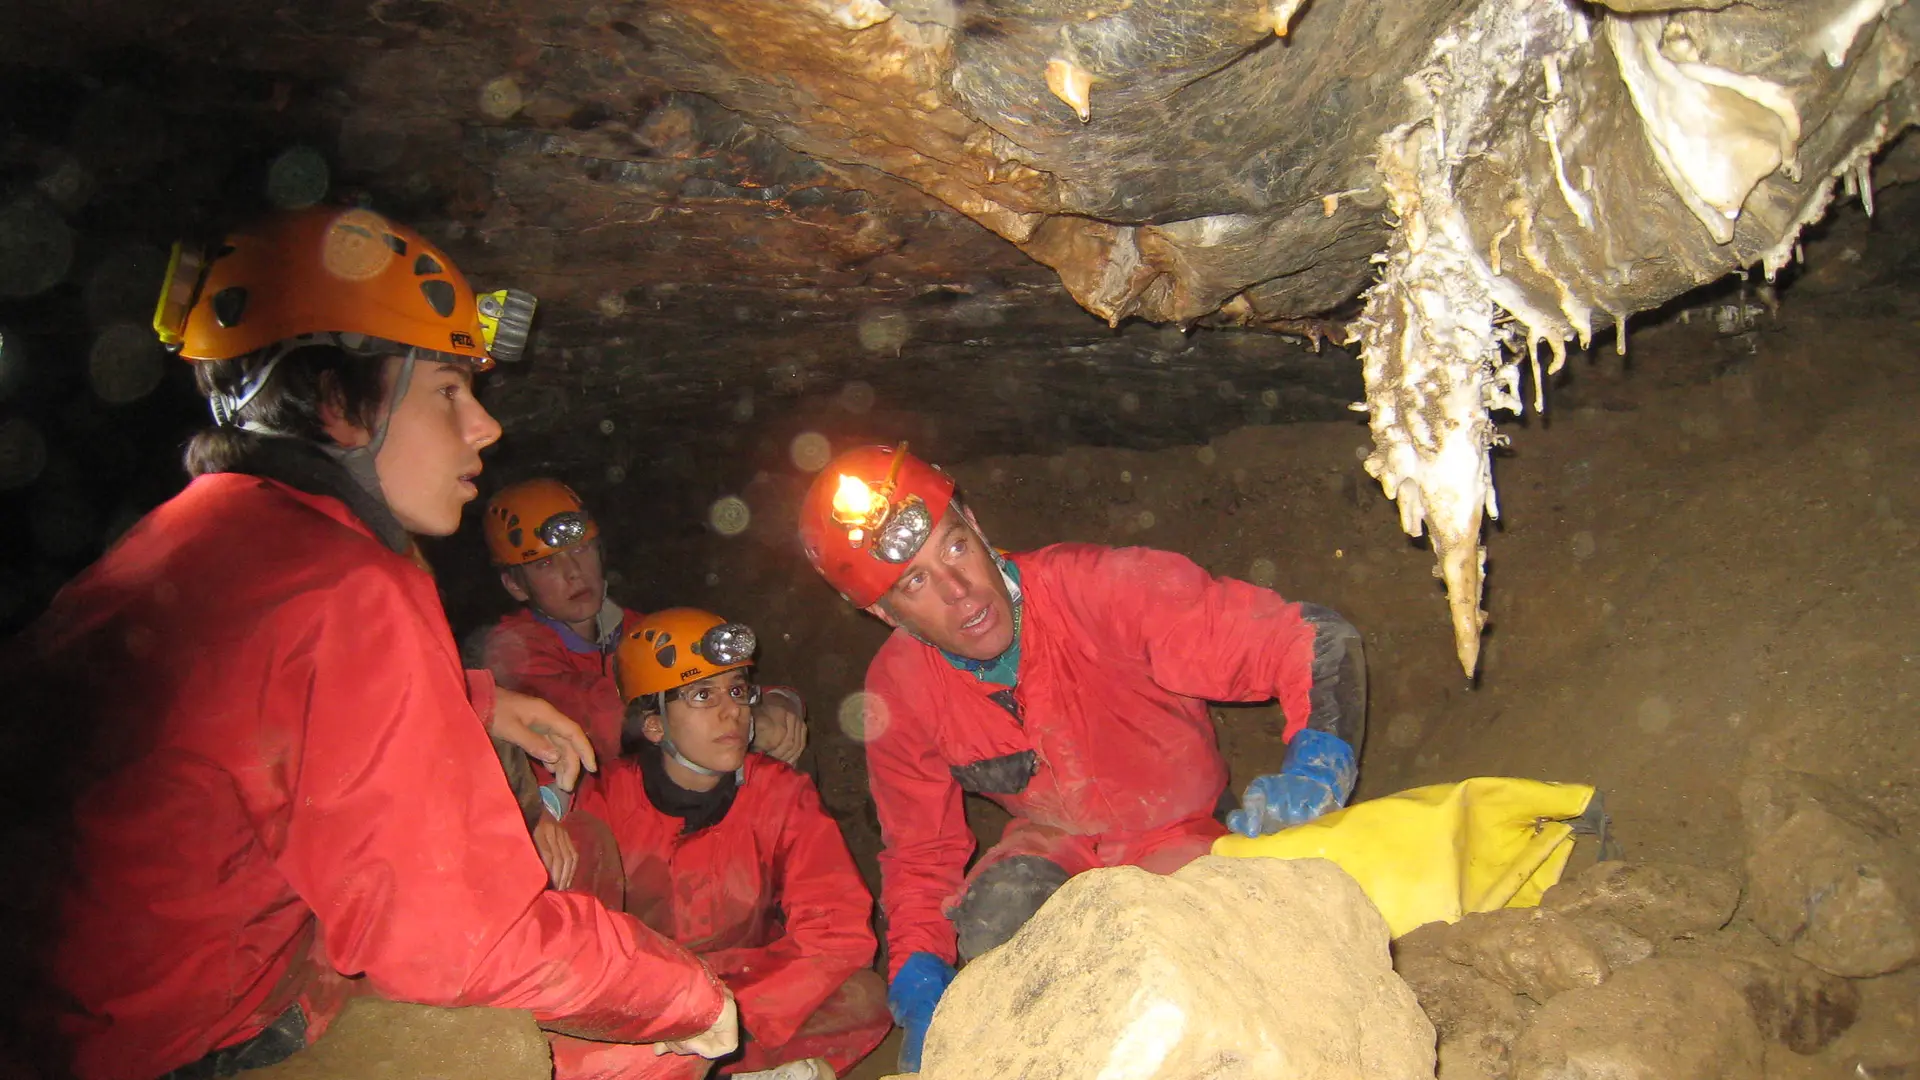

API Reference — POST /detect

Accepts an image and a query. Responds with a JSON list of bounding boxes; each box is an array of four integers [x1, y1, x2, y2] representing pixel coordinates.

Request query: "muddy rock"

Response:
[[1396, 925, 1531, 1080], [1510, 959, 1764, 1080], [919, 856, 1435, 1080], [1435, 908, 1613, 1004], [1561, 915, 1654, 970], [1540, 861, 1740, 942], [1740, 769, 1920, 977], [253, 998, 548, 1079], [1661, 934, 1862, 1055]]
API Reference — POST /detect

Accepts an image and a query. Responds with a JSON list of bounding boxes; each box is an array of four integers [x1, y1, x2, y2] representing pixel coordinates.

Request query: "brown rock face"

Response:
[[1396, 925, 1534, 1080], [1415, 908, 1616, 1005], [1740, 769, 1920, 977], [1540, 860, 1741, 943], [1509, 959, 1764, 1080], [920, 856, 1436, 1080]]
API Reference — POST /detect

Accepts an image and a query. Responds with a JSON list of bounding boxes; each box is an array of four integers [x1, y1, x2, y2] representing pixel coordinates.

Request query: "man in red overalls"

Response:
[[797, 444, 1369, 1070]]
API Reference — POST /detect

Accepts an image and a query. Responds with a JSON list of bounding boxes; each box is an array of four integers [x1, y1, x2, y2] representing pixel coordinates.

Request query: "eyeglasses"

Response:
[[675, 682, 760, 709]]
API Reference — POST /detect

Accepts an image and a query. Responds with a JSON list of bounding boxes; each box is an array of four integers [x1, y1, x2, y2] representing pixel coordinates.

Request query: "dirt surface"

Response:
[[560, 200, 1920, 1079]]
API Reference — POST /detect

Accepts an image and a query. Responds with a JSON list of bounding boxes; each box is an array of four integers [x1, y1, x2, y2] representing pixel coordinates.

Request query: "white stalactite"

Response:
[[1353, 0, 1899, 675]]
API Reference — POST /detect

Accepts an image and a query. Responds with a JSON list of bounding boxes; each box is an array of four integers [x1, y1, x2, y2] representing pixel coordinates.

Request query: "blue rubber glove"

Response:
[[888, 951, 958, 1073], [1226, 729, 1358, 838]]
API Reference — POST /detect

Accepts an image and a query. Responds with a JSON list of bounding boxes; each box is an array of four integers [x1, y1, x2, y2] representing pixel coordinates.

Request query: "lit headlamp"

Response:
[[701, 622, 757, 666], [829, 442, 932, 565], [535, 511, 591, 550]]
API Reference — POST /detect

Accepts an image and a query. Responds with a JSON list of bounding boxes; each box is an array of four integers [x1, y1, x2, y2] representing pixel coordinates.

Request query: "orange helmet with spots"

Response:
[[798, 443, 956, 607], [614, 608, 758, 701], [152, 205, 535, 366], [485, 479, 599, 566]]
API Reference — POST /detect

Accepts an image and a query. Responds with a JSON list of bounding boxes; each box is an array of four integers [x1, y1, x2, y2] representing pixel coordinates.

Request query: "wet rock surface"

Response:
[[1740, 769, 1920, 977], [920, 856, 1435, 1080], [1679, 944, 1861, 1055]]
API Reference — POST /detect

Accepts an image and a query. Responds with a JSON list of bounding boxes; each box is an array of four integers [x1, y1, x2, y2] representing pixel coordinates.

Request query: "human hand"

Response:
[[1226, 730, 1357, 837], [532, 810, 577, 890], [888, 952, 958, 1072], [750, 689, 808, 765], [490, 687, 598, 790], [653, 994, 739, 1059]]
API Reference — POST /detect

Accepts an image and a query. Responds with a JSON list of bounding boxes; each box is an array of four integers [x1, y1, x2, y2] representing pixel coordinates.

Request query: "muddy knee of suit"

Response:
[[949, 855, 1073, 962], [1297, 604, 1367, 752]]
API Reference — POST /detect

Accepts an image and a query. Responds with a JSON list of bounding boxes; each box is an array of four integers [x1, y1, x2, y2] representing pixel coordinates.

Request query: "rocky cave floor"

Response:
[[440, 202, 1920, 1077]]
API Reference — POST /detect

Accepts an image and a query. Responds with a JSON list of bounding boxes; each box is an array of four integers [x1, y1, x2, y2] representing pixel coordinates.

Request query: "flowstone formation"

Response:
[[4, 0, 1916, 668], [1349, 0, 1916, 673], [627, 0, 1919, 672]]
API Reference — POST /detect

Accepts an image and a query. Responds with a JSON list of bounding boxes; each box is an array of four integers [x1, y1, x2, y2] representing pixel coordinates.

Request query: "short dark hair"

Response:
[[182, 343, 389, 477]]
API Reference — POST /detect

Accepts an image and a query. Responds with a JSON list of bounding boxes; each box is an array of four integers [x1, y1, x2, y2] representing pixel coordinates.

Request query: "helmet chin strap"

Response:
[[656, 693, 754, 779], [233, 346, 419, 531], [319, 348, 414, 513]]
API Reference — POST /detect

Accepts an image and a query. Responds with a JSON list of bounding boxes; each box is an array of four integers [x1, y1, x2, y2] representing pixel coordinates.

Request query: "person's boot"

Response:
[[729, 1059, 835, 1080]]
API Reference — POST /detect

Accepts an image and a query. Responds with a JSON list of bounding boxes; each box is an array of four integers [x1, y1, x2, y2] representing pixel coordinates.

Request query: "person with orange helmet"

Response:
[[544, 609, 889, 1080], [8, 205, 738, 1079], [798, 443, 1368, 1071], [478, 478, 810, 771]]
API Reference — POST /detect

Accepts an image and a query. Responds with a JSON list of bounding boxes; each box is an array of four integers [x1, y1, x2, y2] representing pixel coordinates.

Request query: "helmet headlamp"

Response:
[[701, 622, 757, 666], [535, 511, 591, 550], [828, 442, 932, 565]]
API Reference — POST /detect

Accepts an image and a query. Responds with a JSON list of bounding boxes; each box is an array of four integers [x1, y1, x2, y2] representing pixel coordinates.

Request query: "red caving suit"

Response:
[[862, 543, 1319, 975], [555, 755, 891, 1079], [15, 474, 725, 1080], [483, 604, 638, 767]]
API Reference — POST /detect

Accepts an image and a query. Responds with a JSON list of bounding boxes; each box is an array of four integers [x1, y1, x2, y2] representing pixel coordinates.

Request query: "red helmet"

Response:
[[799, 443, 956, 607]]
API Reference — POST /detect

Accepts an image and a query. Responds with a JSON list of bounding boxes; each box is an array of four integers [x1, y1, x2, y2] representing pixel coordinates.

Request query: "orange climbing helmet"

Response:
[[485, 478, 600, 566], [152, 204, 536, 367], [614, 608, 758, 701], [798, 443, 956, 608]]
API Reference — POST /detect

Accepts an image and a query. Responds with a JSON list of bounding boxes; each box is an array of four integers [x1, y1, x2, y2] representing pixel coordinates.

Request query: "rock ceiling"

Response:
[[2, 0, 1916, 669]]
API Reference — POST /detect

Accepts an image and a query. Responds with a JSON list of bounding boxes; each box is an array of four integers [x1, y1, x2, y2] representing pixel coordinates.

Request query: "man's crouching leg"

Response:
[[723, 969, 891, 1078], [1297, 604, 1367, 751], [948, 855, 1074, 962]]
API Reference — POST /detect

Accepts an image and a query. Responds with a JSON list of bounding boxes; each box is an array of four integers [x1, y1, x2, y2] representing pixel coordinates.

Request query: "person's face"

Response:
[[876, 506, 1014, 661], [369, 359, 502, 535], [501, 540, 605, 623], [645, 668, 755, 774]]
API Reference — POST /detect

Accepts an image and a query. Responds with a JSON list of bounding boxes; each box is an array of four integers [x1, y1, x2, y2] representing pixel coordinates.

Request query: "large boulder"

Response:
[[253, 999, 549, 1080], [1740, 768, 1920, 976], [919, 855, 1436, 1080]]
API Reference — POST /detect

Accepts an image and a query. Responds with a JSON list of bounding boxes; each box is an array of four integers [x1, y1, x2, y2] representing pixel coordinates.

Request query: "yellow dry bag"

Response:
[[1212, 777, 1603, 937]]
